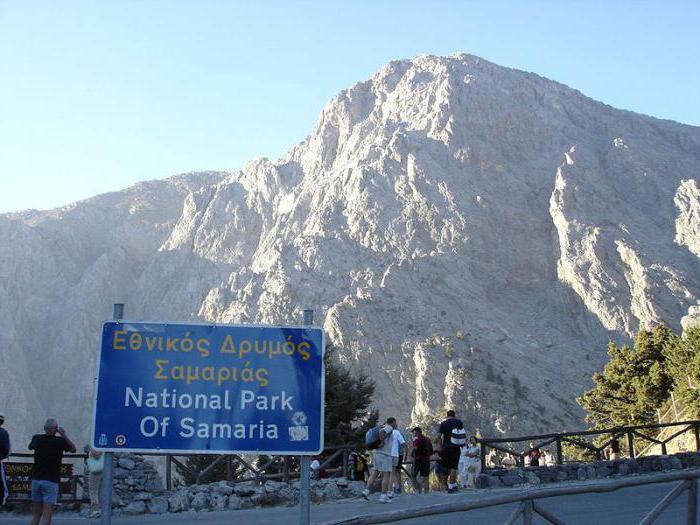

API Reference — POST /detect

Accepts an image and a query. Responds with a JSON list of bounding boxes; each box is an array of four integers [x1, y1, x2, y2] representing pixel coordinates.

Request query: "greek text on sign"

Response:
[[92, 322, 325, 455]]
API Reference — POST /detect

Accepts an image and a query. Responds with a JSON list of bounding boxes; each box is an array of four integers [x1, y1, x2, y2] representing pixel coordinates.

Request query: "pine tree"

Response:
[[578, 325, 674, 428], [665, 324, 700, 417], [323, 347, 377, 446], [175, 454, 245, 485]]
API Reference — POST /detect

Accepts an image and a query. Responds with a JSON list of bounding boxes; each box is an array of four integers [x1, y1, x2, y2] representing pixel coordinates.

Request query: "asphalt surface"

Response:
[[2, 477, 697, 524]]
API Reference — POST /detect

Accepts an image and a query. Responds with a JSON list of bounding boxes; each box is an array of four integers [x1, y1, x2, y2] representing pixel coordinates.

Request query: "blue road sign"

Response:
[[91, 322, 325, 455]]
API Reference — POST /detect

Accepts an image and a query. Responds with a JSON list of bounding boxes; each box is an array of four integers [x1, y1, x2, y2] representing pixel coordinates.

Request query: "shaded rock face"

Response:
[[2, 54, 700, 443]]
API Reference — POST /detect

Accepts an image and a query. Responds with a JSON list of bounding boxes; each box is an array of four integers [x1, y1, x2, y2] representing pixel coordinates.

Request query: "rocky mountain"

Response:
[[2, 54, 699, 446]]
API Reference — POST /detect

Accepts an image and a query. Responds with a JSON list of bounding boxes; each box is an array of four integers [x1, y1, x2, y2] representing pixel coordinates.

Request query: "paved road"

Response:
[[2, 477, 696, 524]]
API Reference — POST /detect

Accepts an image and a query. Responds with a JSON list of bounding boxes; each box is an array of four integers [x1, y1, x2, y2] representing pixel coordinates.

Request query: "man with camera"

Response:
[[28, 419, 76, 525]]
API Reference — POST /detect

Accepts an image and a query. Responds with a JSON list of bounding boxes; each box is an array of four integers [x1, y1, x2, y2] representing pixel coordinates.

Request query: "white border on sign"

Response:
[[90, 320, 326, 456]]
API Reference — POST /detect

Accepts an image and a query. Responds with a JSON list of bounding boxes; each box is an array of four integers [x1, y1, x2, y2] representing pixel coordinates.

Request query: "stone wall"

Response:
[[475, 451, 700, 489], [98, 453, 365, 516], [90, 451, 700, 515]]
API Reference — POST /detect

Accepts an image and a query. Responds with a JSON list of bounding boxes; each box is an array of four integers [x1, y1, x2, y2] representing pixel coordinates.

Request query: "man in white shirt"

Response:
[[389, 428, 406, 497], [362, 417, 397, 503]]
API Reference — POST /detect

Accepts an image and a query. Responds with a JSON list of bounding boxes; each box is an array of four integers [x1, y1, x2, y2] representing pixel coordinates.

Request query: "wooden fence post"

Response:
[[166, 455, 172, 490], [555, 437, 563, 465], [627, 431, 635, 459], [283, 456, 290, 483], [694, 424, 700, 453]]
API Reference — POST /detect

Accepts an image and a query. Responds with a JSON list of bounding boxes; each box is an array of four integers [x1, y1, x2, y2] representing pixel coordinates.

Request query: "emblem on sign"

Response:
[[289, 411, 309, 441], [115, 434, 127, 446]]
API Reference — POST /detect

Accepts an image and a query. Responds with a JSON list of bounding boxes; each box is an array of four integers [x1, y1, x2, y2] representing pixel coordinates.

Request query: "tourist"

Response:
[[459, 436, 481, 488], [84, 445, 104, 518], [410, 427, 433, 494], [28, 419, 76, 525], [527, 442, 541, 467], [501, 452, 517, 469], [437, 410, 465, 493], [348, 450, 368, 482], [361, 417, 396, 503], [486, 448, 498, 468], [607, 438, 620, 461], [542, 449, 555, 466], [390, 428, 407, 496], [0, 413, 10, 506], [431, 436, 449, 491]]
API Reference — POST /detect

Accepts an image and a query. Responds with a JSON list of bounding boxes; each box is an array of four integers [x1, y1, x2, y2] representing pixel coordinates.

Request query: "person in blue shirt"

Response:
[[0, 413, 10, 506]]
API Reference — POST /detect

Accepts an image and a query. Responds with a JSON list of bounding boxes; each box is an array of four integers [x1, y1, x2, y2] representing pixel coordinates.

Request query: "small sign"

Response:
[[4, 463, 73, 477], [8, 480, 73, 496], [92, 322, 325, 455]]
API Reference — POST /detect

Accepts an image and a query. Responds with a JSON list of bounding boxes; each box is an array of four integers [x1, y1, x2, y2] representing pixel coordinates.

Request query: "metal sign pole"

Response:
[[299, 309, 314, 525], [100, 303, 123, 525]]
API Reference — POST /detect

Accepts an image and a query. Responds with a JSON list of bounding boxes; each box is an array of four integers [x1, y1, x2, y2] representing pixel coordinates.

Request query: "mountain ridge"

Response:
[[2, 53, 699, 444]]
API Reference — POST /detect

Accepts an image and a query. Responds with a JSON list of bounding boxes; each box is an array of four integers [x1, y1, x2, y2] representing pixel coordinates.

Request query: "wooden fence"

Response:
[[477, 419, 700, 472]]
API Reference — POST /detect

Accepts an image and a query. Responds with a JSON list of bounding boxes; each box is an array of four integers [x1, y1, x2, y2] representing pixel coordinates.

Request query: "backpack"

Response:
[[451, 426, 467, 447], [365, 426, 382, 449]]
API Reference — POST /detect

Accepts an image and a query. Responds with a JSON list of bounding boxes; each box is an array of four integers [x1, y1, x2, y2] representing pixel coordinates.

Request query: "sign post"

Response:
[[91, 316, 325, 494], [101, 303, 123, 525], [299, 309, 314, 525]]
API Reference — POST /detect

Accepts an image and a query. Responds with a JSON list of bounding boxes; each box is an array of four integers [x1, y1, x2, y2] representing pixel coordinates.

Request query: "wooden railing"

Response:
[[477, 419, 700, 472], [164, 443, 361, 488], [325, 469, 700, 525]]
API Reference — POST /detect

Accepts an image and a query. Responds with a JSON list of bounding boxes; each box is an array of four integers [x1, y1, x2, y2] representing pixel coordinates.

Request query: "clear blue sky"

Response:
[[1, 1, 698, 213]]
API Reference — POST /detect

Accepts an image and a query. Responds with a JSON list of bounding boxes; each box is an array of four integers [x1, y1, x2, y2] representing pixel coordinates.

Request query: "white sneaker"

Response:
[[378, 494, 389, 503], [387, 491, 395, 499], [361, 489, 370, 500]]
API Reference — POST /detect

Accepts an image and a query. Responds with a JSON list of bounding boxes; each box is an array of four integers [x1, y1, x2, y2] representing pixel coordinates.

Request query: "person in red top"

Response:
[[410, 427, 433, 493], [528, 442, 541, 467]]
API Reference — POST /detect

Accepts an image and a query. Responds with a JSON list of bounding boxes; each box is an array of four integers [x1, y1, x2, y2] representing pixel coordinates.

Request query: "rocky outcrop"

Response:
[[2, 54, 700, 444]]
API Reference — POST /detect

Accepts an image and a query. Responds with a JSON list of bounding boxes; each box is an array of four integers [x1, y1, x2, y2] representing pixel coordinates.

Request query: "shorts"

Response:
[[435, 462, 450, 475], [444, 447, 461, 470], [31, 480, 59, 504], [413, 460, 430, 477], [392, 455, 403, 468], [373, 452, 393, 473]]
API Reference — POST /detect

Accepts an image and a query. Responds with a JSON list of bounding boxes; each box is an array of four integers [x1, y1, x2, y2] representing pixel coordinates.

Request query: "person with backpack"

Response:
[[410, 427, 433, 493], [362, 417, 397, 503], [437, 409, 465, 493]]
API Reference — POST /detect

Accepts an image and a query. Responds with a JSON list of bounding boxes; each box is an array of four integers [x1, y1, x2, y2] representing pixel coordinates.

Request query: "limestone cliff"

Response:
[[2, 54, 699, 444]]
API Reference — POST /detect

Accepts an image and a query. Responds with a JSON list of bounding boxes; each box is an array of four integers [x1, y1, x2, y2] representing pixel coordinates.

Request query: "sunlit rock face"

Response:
[[2, 54, 699, 444]]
